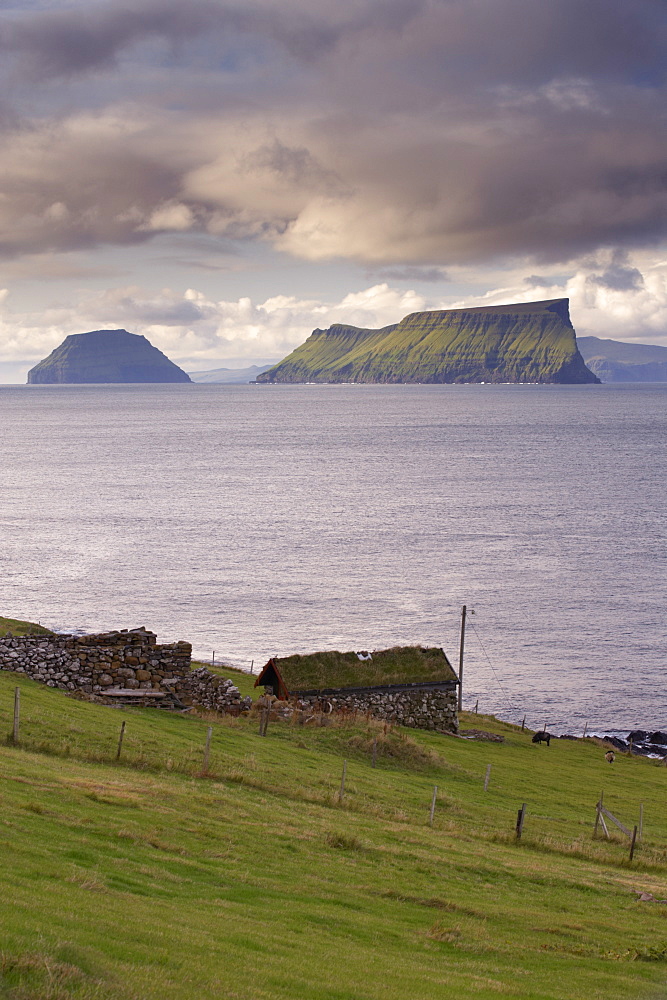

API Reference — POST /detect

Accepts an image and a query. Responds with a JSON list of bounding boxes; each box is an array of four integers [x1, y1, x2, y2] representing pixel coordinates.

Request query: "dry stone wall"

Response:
[[0, 628, 191, 693], [0, 629, 250, 713], [296, 685, 458, 732]]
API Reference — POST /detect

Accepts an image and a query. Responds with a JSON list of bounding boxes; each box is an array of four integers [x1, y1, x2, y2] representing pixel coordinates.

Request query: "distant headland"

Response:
[[27, 329, 191, 384], [257, 298, 600, 385]]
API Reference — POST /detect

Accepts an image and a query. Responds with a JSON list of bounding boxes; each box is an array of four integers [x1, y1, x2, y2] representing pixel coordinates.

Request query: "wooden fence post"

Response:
[[372, 738, 377, 768], [582, 722, 588, 739], [203, 726, 212, 772], [593, 790, 603, 838], [484, 764, 491, 791], [12, 687, 20, 744], [212, 651, 215, 669], [521, 715, 526, 732], [474, 700, 478, 714], [629, 825, 638, 861], [116, 720, 126, 760], [429, 785, 438, 826], [250, 660, 254, 675], [339, 760, 347, 802], [515, 803, 526, 840]]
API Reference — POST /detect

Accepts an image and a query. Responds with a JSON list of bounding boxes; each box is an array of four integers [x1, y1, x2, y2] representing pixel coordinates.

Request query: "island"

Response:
[[27, 329, 191, 384], [257, 298, 599, 384], [578, 336, 667, 382]]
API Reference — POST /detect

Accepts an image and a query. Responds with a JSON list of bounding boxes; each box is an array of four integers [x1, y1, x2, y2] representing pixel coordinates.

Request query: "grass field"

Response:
[[0, 616, 54, 637], [2, 669, 667, 1000]]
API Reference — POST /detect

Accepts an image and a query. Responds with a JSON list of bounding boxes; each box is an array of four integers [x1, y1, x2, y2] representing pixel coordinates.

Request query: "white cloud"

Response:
[[0, 281, 427, 371], [2, 251, 666, 381]]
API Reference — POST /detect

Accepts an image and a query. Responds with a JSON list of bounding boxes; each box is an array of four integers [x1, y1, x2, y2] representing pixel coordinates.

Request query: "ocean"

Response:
[[1, 381, 665, 734]]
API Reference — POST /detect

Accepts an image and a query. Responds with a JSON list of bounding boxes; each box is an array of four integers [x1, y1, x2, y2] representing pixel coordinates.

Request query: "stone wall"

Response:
[[296, 685, 458, 732], [0, 628, 252, 715], [0, 628, 192, 694], [180, 666, 252, 713]]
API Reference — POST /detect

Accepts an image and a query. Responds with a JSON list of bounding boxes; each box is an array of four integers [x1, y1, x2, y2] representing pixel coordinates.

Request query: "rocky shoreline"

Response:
[[592, 729, 667, 759]]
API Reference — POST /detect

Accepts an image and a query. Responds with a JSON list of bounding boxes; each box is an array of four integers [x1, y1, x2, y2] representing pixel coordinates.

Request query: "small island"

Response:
[[27, 329, 191, 384], [257, 298, 599, 384]]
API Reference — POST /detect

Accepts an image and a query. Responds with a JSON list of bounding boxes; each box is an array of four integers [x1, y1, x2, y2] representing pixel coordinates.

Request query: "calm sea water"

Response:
[[1, 382, 665, 733]]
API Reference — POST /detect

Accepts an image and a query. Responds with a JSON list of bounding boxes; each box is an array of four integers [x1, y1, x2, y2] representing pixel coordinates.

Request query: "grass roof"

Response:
[[268, 646, 457, 693]]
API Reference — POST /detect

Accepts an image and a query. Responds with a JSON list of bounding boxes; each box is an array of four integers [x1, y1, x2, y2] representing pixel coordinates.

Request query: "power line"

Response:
[[468, 620, 517, 713]]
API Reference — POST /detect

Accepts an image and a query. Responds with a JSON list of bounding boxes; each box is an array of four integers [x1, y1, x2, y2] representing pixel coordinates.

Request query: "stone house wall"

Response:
[[296, 685, 458, 732], [0, 629, 252, 713], [0, 629, 192, 694]]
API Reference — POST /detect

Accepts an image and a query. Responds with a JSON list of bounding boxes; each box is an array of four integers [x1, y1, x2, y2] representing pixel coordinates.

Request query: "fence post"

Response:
[[639, 803, 644, 843], [521, 715, 526, 732], [116, 720, 126, 760], [629, 825, 638, 861], [582, 722, 588, 739], [203, 726, 212, 772], [339, 760, 347, 802], [474, 700, 478, 714], [593, 790, 603, 838], [212, 651, 215, 669], [429, 785, 438, 826], [372, 738, 377, 768], [515, 803, 526, 840], [250, 660, 254, 675], [12, 687, 20, 744], [484, 764, 491, 791]]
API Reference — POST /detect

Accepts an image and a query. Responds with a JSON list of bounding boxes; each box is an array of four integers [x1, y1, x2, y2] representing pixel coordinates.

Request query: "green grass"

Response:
[[258, 299, 597, 384], [265, 645, 457, 693], [1, 670, 667, 1000], [192, 660, 259, 700], [0, 616, 53, 637]]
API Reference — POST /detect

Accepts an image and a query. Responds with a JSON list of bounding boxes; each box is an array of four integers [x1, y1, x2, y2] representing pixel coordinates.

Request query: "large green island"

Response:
[[258, 298, 599, 384]]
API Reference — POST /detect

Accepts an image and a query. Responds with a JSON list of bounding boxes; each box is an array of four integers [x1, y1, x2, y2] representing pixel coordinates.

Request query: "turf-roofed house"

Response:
[[255, 646, 460, 732]]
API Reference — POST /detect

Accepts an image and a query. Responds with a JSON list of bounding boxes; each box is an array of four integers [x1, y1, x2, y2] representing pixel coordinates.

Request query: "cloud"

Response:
[[2, 253, 667, 381], [0, 281, 428, 367], [0, 0, 664, 267]]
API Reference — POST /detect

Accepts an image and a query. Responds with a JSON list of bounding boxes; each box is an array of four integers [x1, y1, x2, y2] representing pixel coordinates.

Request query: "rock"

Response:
[[648, 732, 667, 745]]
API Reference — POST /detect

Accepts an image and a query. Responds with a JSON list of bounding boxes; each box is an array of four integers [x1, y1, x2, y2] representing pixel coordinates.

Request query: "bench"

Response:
[[103, 688, 166, 698]]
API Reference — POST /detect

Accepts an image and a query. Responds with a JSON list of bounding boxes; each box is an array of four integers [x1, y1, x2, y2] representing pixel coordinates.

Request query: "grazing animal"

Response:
[[605, 750, 615, 764], [532, 731, 551, 746]]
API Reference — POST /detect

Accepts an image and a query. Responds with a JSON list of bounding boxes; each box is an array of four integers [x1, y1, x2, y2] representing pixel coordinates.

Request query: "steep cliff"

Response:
[[27, 330, 191, 384], [257, 299, 599, 384], [578, 336, 667, 382]]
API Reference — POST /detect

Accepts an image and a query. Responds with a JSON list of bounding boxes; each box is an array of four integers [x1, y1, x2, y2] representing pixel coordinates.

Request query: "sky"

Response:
[[0, 0, 666, 381]]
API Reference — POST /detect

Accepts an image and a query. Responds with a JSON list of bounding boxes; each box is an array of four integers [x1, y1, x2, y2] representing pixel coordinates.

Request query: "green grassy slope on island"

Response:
[[0, 616, 53, 637], [2, 670, 667, 1000], [258, 299, 599, 385]]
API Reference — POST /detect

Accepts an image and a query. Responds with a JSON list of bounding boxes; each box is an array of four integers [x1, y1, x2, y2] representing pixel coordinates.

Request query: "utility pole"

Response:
[[458, 604, 467, 712]]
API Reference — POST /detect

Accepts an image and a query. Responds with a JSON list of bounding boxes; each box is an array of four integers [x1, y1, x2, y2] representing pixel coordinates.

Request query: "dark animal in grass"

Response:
[[532, 731, 552, 746], [605, 750, 615, 763]]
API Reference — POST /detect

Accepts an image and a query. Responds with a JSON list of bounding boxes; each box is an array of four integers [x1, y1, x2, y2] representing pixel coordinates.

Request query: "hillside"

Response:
[[27, 330, 192, 384], [578, 336, 667, 382], [0, 615, 53, 636], [257, 299, 599, 384], [2, 669, 667, 1000]]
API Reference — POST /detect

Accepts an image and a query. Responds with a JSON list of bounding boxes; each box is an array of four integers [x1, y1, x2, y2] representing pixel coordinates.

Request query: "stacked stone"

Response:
[[297, 686, 458, 733], [0, 630, 192, 695], [179, 666, 252, 713]]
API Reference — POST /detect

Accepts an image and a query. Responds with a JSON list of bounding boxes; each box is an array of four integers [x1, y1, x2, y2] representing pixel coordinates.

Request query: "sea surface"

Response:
[[1, 382, 665, 734]]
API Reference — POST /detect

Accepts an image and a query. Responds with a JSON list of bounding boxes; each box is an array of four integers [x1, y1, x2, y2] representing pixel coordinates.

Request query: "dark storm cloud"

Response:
[[587, 250, 645, 292], [0, 0, 666, 265]]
